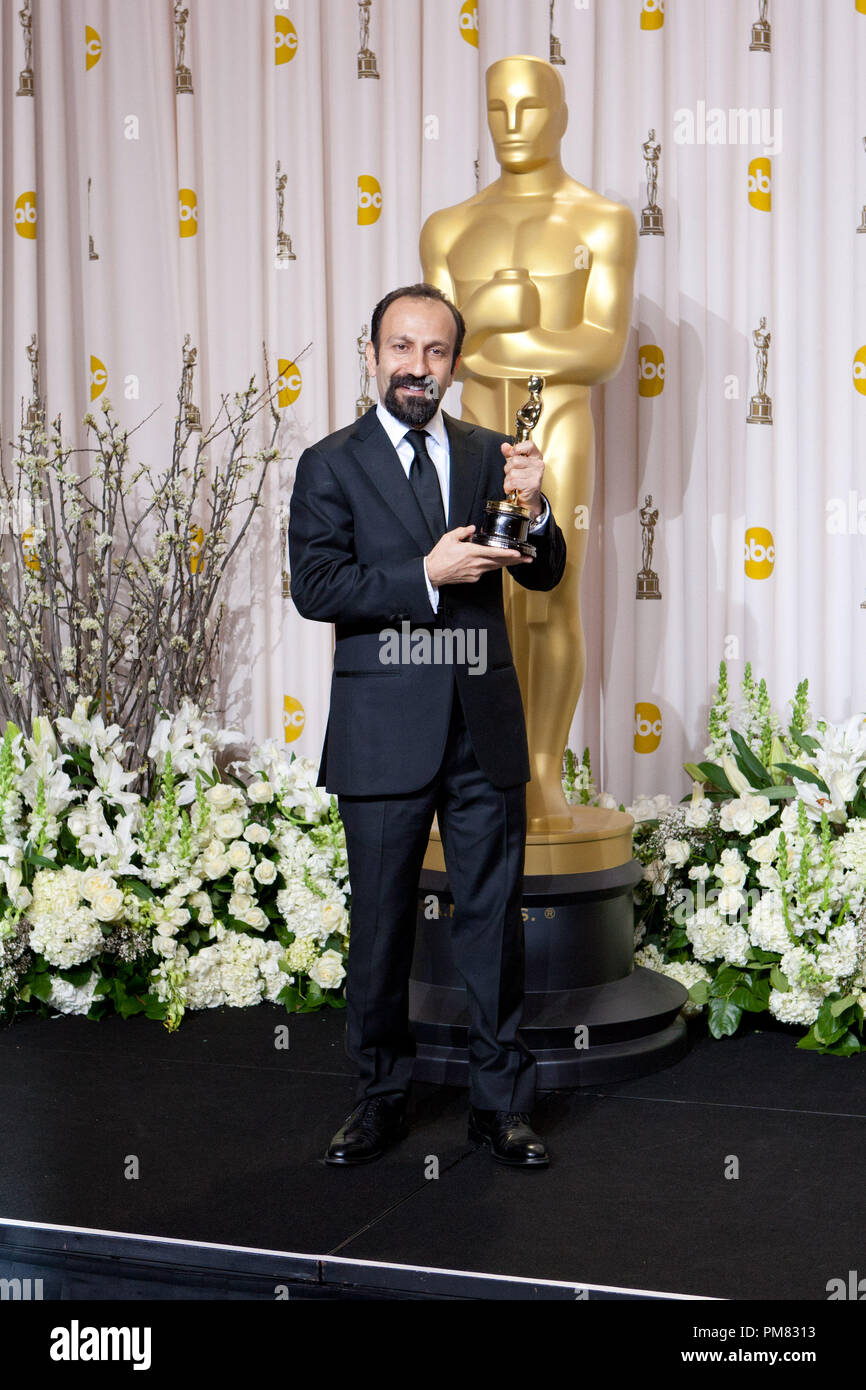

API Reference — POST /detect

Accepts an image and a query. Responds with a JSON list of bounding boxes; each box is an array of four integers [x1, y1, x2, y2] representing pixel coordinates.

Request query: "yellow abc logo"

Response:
[[14, 191, 37, 239], [747, 157, 771, 211], [275, 15, 298, 64], [189, 525, 205, 575], [90, 354, 108, 402], [634, 702, 662, 754], [858, 0, 866, 12], [85, 24, 102, 70], [638, 344, 665, 396], [21, 529, 40, 572], [853, 345, 866, 394], [459, 1, 479, 46], [640, 0, 664, 28], [278, 359, 302, 407], [357, 174, 382, 225], [179, 188, 198, 237], [283, 695, 306, 743], [744, 526, 775, 579]]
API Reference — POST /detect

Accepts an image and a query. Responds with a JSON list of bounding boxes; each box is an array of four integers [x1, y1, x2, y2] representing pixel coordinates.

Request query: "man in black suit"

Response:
[[288, 284, 566, 1168]]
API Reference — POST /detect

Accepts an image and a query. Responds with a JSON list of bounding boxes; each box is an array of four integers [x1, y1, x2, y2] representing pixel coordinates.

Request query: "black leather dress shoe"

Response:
[[468, 1108, 550, 1167], [324, 1096, 409, 1166]]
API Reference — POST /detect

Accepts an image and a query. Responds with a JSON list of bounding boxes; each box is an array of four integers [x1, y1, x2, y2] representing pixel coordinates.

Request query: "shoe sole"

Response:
[[467, 1126, 550, 1168], [323, 1124, 409, 1166]]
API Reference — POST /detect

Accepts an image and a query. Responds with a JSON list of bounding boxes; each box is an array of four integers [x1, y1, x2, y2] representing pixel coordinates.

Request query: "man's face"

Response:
[[486, 60, 566, 174], [367, 297, 458, 427]]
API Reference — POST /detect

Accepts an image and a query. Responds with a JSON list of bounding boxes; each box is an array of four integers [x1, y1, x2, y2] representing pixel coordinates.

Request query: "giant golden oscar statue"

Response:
[[420, 54, 637, 872]]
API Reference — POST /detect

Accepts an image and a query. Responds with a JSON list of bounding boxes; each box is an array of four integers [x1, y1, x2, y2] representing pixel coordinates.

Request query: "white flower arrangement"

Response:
[[0, 700, 349, 1030], [632, 665, 866, 1054]]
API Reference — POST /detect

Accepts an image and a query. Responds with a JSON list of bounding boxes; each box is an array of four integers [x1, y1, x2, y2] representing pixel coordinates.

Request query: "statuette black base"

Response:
[[410, 863, 689, 1088]]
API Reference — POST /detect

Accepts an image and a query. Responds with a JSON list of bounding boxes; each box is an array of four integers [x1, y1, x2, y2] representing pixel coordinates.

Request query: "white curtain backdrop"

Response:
[[2, 0, 866, 805]]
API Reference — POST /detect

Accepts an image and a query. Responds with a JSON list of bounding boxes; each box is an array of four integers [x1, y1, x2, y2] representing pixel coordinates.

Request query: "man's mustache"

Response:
[[390, 373, 433, 390]]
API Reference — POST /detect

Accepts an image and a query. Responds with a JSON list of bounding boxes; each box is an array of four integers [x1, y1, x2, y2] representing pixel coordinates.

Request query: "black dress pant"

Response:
[[337, 684, 536, 1112]]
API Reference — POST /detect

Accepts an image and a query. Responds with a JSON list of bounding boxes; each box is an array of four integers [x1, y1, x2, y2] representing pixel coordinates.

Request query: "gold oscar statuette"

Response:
[[420, 54, 637, 852], [472, 372, 544, 559]]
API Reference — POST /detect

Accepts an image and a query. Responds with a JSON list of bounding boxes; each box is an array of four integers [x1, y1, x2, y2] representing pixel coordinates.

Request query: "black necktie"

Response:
[[404, 429, 446, 542]]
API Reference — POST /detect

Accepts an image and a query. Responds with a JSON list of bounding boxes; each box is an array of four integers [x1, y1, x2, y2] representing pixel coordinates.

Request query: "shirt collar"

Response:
[[376, 400, 448, 453]]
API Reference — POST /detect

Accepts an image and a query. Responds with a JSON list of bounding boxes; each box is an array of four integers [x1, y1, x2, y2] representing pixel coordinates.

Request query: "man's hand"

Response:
[[501, 440, 544, 519], [426, 525, 532, 586]]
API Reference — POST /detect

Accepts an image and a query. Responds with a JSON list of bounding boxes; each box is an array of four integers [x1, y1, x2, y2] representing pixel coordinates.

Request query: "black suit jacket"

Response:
[[288, 406, 567, 796]]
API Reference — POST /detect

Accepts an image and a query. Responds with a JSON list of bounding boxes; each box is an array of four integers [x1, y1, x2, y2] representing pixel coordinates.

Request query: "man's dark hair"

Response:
[[370, 283, 466, 369]]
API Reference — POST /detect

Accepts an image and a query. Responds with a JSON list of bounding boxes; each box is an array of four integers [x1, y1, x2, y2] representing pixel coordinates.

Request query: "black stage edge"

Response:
[[0, 1219, 692, 1301], [411, 863, 689, 1085]]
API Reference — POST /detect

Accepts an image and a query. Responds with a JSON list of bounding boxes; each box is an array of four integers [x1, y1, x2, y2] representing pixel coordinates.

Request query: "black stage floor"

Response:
[[1, 1003, 863, 1301]]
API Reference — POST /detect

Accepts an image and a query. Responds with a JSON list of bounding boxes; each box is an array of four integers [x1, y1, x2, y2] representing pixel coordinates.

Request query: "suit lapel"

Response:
[[348, 407, 437, 552], [443, 413, 485, 528]]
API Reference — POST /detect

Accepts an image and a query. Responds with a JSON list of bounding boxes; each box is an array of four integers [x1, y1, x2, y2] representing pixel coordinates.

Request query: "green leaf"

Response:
[[28, 973, 54, 1003], [710, 966, 750, 998], [773, 762, 830, 795], [730, 730, 772, 788], [798, 1028, 861, 1056], [736, 976, 771, 1013], [118, 994, 145, 1019], [126, 879, 157, 901], [812, 999, 848, 1046], [746, 948, 779, 966], [759, 785, 797, 801], [770, 966, 789, 992], [683, 763, 707, 783], [830, 994, 857, 1018], [696, 762, 736, 795], [25, 852, 58, 870], [688, 979, 710, 1006], [708, 996, 743, 1038]]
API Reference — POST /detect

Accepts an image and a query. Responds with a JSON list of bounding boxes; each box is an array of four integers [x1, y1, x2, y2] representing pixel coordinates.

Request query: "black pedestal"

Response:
[[409, 860, 689, 1088]]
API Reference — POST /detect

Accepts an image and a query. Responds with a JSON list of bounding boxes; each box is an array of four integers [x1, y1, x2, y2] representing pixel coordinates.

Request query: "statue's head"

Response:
[[485, 56, 567, 173]]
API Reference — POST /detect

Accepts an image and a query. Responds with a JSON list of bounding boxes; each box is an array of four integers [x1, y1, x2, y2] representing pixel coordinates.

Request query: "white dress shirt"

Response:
[[376, 401, 550, 613]]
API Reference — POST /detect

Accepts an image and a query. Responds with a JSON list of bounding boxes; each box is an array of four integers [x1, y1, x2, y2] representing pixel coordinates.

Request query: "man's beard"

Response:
[[383, 373, 441, 427]]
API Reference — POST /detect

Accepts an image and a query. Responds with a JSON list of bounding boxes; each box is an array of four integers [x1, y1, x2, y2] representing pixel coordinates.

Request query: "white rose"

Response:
[[720, 799, 759, 836], [748, 828, 781, 864], [247, 781, 275, 804], [664, 840, 690, 868], [189, 891, 214, 924], [229, 892, 254, 917], [227, 841, 253, 871], [716, 849, 747, 888], [206, 784, 239, 811], [153, 934, 178, 956], [688, 863, 711, 882], [233, 871, 255, 895], [81, 869, 114, 901], [254, 858, 277, 885], [717, 885, 746, 917], [214, 812, 245, 842], [67, 808, 88, 838], [201, 854, 230, 880], [684, 799, 712, 829], [91, 886, 125, 922], [308, 949, 346, 991], [241, 907, 268, 931], [244, 823, 271, 844]]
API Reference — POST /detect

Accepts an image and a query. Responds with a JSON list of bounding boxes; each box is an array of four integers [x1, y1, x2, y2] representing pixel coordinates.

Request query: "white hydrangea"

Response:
[[768, 986, 823, 1027], [686, 905, 750, 966], [27, 867, 107, 967], [45, 972, 100, 1016], [745, 892, 791, 955]]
